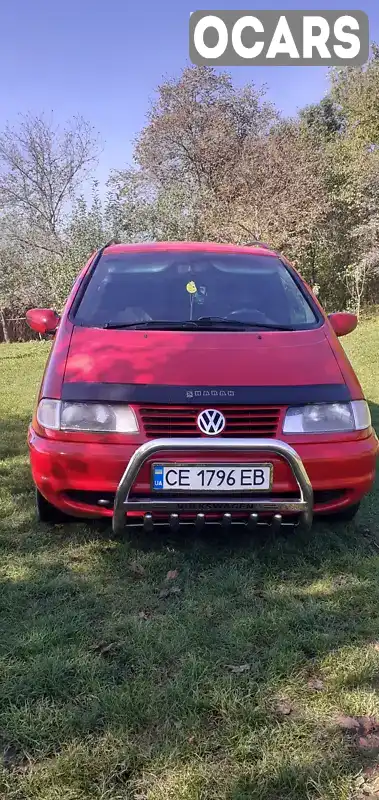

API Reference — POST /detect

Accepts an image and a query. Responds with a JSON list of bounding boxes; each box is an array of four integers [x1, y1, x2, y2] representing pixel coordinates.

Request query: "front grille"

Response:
[[139, 405, 281, 438]]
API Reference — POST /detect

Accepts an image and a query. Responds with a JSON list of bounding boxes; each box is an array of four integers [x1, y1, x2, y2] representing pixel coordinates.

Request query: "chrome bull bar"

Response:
[[112, 438, 313, 535]]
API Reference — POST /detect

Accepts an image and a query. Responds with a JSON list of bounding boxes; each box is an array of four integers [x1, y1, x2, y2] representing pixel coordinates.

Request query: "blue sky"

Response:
[[0, 0, 378, 193]]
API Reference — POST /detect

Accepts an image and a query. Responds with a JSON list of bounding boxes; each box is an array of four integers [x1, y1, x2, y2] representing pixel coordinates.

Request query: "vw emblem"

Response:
[[197, 408, 226, 436]]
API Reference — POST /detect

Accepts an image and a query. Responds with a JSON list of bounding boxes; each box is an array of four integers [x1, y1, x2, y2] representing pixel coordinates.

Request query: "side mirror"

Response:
[[26, 308, 60, 335], [328, 312, 358, 337]]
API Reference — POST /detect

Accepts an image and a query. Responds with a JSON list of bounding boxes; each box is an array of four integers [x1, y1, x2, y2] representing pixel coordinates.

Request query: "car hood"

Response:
[[62, 326, 346, 396]]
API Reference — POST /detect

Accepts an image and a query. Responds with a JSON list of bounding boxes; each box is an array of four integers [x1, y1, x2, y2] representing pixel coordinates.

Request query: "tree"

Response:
[[0, 217, 51, 341], [0, 114, 101, 338], [0, 113, 99, 255], [115, 67, 328, 263], [135, 66, 277, 194], [233, 122, 329, 249], [331, 49, 379, 149], [327, 52, 379, 309], [108, 167, 221, 243], [299, 96, 344, 142], [57, 186, 108, 307], [114, 65, 279, 243]]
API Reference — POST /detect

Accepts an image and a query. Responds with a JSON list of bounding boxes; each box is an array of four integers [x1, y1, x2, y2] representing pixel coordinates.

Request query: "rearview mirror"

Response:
[[328, 312, 358, 337], [26, 308, 60, 335]]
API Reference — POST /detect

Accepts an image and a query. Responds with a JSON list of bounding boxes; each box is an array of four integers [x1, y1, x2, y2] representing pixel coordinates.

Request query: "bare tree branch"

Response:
[[0, 113, 99, 245]]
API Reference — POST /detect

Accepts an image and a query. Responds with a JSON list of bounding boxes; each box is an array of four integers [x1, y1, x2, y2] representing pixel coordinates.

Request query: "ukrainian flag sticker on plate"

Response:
[[153, 465, 164, 490]]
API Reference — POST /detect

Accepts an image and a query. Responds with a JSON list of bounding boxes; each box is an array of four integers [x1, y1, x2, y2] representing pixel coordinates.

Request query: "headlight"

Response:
[[37, 399, 139, 433], [283, 400, 371, 434]]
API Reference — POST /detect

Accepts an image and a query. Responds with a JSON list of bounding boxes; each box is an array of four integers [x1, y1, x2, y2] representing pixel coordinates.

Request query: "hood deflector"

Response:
[[61, 382, 351, 405]]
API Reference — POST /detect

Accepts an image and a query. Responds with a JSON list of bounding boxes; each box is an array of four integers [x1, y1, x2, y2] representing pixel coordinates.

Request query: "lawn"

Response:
[[0, 320, 379, 800]]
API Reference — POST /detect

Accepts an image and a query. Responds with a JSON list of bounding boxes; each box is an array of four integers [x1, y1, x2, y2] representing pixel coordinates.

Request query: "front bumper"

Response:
[[29, 427, 378, 531]]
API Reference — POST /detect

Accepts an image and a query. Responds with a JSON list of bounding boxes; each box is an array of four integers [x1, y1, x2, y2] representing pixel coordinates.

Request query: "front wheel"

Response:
[[35, 488, 70, 524]]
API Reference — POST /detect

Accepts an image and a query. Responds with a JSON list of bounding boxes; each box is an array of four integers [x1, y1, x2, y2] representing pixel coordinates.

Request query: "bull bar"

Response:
[[112, 438, 313, 535]]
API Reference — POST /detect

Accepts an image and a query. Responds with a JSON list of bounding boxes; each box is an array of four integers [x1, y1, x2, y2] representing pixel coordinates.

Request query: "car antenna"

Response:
[[244, 240, 273, 250], [99, 237, 121, 252], [91, 237, 121, 264]]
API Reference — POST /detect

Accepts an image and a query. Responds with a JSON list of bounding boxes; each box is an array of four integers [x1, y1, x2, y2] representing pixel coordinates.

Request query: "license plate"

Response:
[[152, 464, 272, 492]]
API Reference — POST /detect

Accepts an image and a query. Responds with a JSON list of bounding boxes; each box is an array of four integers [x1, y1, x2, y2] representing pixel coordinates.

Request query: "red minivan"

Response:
[[26, 241, 378, 535]]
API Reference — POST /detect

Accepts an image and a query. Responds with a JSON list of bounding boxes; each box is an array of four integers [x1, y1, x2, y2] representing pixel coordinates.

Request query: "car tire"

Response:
[[327, 502, 361, 522], [35, 488, 70, 524]]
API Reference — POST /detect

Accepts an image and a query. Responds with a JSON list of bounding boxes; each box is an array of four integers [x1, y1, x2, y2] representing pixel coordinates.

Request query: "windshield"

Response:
[[74, 251, 318, 330]]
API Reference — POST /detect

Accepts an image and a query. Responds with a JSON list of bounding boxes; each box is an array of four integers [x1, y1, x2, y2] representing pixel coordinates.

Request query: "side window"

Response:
[[279, 268, 316, 324]]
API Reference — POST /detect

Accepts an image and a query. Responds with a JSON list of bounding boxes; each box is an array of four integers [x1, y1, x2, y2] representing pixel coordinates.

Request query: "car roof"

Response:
[[102, 241, 278, 258]]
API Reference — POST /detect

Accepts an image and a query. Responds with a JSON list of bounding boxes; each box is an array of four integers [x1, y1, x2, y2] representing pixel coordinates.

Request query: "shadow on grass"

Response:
[[0, 411, 378, 798], [0, 414, 31, 461]]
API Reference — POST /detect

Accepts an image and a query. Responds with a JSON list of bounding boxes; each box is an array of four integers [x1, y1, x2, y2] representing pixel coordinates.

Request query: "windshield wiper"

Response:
[[195, 317, 295, 331], [103, 319, 198, 330], [103, 317, 295, 331]]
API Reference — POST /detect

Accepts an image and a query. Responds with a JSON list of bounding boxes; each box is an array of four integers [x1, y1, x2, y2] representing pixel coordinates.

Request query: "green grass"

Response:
[[0, 324, 379, 800]]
